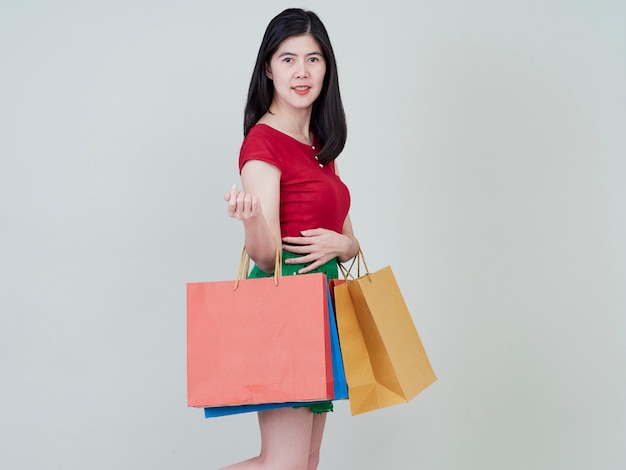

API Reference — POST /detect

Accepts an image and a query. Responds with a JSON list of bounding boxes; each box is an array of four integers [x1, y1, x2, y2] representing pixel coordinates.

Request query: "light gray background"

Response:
[[1, 0, 624, 469]]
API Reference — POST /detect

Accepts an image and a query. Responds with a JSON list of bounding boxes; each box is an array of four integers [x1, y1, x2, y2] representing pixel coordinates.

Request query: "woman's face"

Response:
[[266, 34, 326, 112]]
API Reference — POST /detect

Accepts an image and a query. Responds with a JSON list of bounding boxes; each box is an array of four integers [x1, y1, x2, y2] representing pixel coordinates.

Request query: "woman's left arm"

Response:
[[333, 160, 359, 262], [337, 214, 359, 263]]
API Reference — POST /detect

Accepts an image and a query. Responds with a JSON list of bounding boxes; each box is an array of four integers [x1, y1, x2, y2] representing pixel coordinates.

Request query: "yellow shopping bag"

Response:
[[333, 252, 437, 415]]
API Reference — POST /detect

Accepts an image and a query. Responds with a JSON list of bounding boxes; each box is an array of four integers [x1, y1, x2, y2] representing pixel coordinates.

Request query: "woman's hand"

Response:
[[282, 228, 354, 274], [223, 175, 280, 274], [224, 184, 263, 221]]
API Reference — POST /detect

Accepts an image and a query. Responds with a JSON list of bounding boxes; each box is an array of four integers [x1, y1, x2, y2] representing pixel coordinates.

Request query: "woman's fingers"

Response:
[[226, 185, 239, 217], [282, 228, 345, 269], [299, 228, 326, 237], [224, 184, 236, 200], [237, 191, 257, 217], [226, 186, 261, 220], [281, 237, 310, 250], [297, 261, 322, 274]]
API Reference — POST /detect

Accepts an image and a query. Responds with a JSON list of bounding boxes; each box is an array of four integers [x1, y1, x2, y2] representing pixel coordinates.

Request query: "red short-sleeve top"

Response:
[[239, 124, 351, 238]]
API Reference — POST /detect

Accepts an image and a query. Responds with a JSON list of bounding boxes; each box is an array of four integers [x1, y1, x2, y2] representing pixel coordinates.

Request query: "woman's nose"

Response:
[[294, 60, 309, 78]]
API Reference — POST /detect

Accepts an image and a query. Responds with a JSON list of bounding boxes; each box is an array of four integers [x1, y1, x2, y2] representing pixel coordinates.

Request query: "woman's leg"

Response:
[[307, 413, 327, 470], [220, 407, 316, 470]]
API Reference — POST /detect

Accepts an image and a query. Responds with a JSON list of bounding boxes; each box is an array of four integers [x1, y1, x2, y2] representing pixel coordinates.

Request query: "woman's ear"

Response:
[[265, 63, 273, 80]]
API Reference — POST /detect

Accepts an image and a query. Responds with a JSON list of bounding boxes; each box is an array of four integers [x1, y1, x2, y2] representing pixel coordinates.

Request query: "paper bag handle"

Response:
[[234, 240, 282, 291], [338, 248, 370, 281]]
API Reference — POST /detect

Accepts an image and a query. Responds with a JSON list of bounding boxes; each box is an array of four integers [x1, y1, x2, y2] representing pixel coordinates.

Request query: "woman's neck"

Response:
[[259, 102, 313, 145]]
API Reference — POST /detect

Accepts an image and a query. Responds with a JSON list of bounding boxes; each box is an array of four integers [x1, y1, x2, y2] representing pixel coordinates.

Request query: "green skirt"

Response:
[[249, 250, 337, 414]]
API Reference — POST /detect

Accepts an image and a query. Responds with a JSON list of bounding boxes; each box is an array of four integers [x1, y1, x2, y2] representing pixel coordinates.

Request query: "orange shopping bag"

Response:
[[187, 248, 334, 408], [333, 251, 437, 415]]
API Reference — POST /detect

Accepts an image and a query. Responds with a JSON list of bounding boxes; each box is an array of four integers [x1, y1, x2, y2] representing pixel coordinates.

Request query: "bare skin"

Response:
[[219, 408, 326, 470]]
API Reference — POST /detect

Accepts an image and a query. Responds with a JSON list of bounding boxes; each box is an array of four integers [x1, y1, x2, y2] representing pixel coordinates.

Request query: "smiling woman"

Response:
[[266, 36, 326, 108], [263, 35, 327, 130], [216, 8, 359, 470]]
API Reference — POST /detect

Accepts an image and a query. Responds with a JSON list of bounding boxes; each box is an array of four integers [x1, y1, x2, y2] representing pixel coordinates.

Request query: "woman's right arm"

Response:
[[224, 160, 281, 273]]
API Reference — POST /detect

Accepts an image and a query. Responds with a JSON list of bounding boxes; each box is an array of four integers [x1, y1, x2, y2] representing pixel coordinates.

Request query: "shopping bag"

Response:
[[333, 251, 437, 415], [203, 286, 347, 417], [187, 247, 335, 408], [326, 285, 348, 401]]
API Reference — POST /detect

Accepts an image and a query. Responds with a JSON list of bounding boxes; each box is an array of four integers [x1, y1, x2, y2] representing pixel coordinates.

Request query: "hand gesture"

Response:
[[224, 184, 262, 221]]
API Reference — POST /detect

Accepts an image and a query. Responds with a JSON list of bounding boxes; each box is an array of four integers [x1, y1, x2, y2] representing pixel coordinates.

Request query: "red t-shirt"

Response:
[[239, 124, 351, 238]]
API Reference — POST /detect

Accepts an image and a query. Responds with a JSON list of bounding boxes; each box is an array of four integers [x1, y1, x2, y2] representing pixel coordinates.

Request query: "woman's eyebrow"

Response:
[[277, 51, 323, 58]]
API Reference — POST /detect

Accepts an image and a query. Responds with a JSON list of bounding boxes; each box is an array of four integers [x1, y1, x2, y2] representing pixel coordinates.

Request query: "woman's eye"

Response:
[[283, 57, 293, 63]]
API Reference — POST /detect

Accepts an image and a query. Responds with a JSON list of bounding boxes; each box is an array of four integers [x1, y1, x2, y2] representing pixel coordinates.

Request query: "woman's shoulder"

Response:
[[246, 123, 277, 139], [240, 124, 284, 171], [242, 124, 281, 154]]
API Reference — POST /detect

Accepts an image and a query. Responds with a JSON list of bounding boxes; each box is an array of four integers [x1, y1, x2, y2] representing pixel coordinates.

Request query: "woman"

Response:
[[222, 8, 359, 469]]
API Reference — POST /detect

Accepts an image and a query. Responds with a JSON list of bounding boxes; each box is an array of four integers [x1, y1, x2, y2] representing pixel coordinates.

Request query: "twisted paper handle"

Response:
[[233, 240, 281, 290], [338, 247, 370, 281]]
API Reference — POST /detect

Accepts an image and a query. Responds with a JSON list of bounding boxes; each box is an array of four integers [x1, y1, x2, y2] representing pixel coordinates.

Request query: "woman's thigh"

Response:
[[258, 407, 315, 468]]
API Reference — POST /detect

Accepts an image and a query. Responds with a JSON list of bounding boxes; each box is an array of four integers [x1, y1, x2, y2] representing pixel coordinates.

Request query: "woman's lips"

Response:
[[293, 86, 311, 95]]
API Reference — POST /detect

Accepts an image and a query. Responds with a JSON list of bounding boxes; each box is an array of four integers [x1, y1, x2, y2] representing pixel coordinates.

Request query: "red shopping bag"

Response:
[[187, 249, 334, 408]]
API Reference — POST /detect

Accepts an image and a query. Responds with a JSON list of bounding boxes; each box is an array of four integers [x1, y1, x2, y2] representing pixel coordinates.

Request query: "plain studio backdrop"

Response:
[[1, 1, 624, 469]]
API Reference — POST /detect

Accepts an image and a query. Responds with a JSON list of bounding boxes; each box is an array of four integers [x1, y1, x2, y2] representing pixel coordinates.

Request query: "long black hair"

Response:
[[244, 8, 347, 165]]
